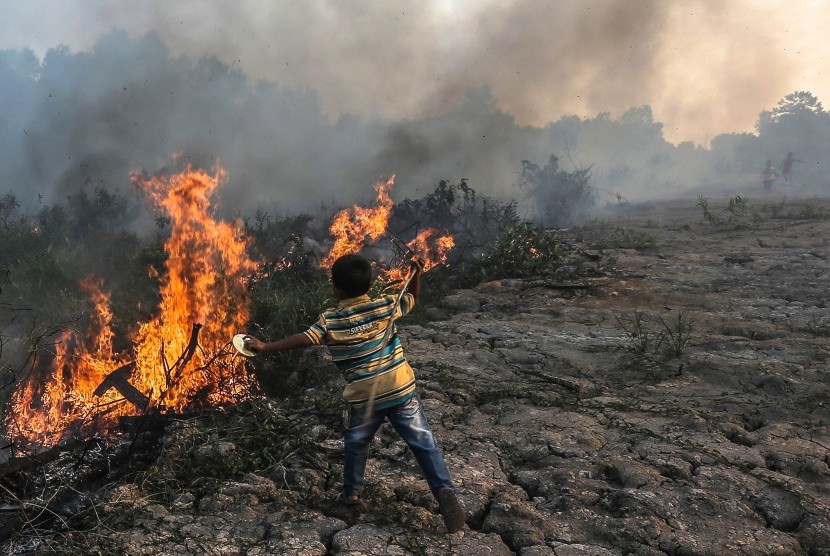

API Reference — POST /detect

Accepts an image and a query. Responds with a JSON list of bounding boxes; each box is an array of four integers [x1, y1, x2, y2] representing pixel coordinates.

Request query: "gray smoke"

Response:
[[0, 31, 691, 218], [1, 3, 828, 224]]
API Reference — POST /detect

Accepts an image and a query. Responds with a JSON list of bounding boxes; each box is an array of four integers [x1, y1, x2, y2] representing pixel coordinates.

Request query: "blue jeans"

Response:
[[343, 394, 454, 498]]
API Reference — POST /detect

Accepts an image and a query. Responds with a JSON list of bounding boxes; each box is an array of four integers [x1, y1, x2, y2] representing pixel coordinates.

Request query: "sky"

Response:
[[1, 0, 828, 146]]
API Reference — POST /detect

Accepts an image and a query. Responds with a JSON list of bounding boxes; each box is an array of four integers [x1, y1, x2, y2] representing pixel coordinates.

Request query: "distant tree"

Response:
[[0, 194, 20, 229], [540, 106, 689, 197], [618, 105, 663, 131], [519, 155, 593, 227], [757, 91, 828, 134], [65, 187, 127, 241], [710, 132, 760, 174], [756, 91, 830, 183]]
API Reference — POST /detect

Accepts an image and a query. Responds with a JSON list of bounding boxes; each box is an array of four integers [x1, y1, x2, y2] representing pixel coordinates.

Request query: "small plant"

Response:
[[697, 195, 762, 228], [615, 309, 694, 378], [762, 201, 830, 220], [601, 228, 658, 251], [697, 196, 718, 225], [761, 197, 788, 219], [795, 204, 830, 219], [659, 311, 694, 356], [796, 314, 830, 338], [616, 309, 662, 354]]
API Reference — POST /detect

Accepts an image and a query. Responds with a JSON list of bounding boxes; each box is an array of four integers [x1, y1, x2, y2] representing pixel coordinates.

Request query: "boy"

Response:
[[762, 160, 778, 192], [244, 253, 465, 533], [780, 152, 803, 183]]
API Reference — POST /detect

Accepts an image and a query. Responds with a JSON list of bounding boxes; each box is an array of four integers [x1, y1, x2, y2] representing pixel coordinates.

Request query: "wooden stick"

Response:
[[362, 266, 417, 423]]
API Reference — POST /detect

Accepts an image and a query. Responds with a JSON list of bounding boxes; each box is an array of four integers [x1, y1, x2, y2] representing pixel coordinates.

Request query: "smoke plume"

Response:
[[1, 1, 829, 218]]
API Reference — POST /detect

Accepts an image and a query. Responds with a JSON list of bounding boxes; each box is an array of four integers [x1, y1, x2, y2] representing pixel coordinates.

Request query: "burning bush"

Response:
[[392, 179, 519, 261], [3, 166, 262, 451], [1, 161, 599, 452]]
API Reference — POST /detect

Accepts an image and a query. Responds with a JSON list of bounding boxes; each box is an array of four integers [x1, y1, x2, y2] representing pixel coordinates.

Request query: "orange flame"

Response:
[[6, 165, 259, 449], [131, 165, 258, 410], [321, 175, 454, 282], [6, 278, 129, 446], [382, 229, 455, 282], [321, 176, 395, 268]]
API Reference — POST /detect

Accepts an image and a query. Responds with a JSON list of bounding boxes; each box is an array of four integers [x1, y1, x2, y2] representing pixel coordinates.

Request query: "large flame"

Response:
[[321, 176, 395, 268], [131, 166, 258, 409], [5, 165, 259, 449], [384, 228, 455, 282], [6, 278, 129, 447], [6, 169, 454, 449], [320, 175, 454, 282]]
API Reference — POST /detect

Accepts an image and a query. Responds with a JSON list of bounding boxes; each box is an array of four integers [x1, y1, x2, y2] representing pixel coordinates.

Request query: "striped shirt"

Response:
[[303, 293, 417, 410]]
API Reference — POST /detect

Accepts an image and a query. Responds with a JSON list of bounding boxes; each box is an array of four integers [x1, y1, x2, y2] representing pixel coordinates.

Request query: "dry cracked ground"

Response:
[[6, 196, 830, 555]]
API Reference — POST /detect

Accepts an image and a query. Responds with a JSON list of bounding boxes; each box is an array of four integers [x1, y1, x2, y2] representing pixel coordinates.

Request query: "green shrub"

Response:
[[246, 263, 333, 393], [244, 213, 336, 393], [459, 221, 564, 284], [598, 228, 659, 251], [762, 200, 830, 220], [615, 309, 694, 379], [697, 195, 762, 228]]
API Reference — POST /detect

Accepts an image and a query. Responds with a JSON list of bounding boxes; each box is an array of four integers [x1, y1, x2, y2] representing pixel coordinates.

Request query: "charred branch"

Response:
[[156, 323, 202, 407], [92, 363, 146, 410]]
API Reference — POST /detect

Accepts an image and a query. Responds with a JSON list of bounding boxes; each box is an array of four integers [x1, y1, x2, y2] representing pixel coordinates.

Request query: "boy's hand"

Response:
[[406, 258, 424, 300], [244, 336, 266, 353]]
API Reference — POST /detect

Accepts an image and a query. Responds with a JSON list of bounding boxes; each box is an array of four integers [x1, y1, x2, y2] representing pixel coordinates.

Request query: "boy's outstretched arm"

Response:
[[406, 258, 424, 301], [245, 333, 312, 354]]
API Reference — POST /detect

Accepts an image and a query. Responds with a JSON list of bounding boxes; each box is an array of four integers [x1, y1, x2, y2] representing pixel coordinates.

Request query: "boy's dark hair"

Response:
[[331, 254, 372, 297]]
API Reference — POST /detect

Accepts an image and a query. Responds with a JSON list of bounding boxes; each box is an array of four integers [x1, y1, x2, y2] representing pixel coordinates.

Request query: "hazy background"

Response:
[[1, 0, 829, 219]]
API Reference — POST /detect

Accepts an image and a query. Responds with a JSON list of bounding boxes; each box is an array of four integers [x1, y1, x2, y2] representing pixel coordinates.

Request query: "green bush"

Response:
[[0, 188, 161, 323], [697, 195, 761, 228], [761, 200, 830, 220], [459, 221, 564, 284], [245, 213, 335, 394], [598, 228, 659, 251], [615, 309, 694, 379]]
